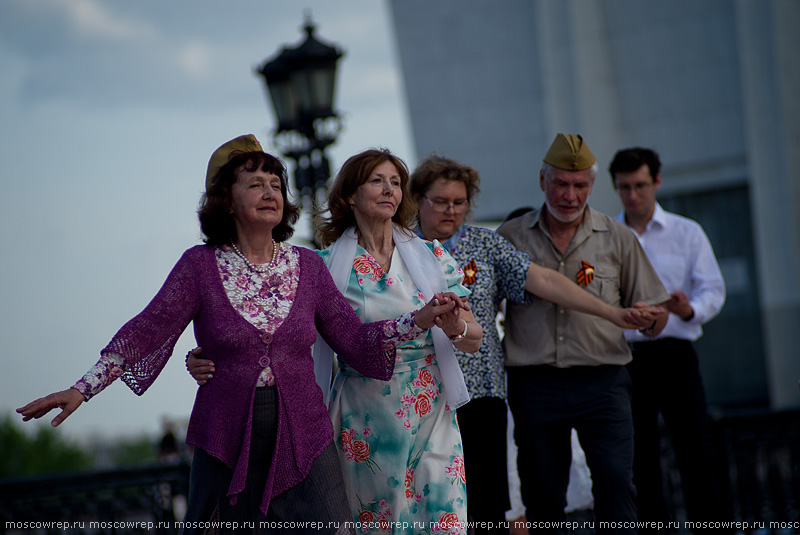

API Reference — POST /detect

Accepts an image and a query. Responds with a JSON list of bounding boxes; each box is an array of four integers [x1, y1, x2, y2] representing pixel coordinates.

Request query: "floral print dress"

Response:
[[319, 240, 470, 535]]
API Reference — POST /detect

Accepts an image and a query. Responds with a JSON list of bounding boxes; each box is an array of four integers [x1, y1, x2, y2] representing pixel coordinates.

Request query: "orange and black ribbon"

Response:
[[462, 259, 478, 286], [576, 260, 594, 287]]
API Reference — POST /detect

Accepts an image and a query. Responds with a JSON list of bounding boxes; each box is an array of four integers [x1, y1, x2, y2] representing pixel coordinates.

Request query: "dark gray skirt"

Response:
[[182, 386, 353, 535]]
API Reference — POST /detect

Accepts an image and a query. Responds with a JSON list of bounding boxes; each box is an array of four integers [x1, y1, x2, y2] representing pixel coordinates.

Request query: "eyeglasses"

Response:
[[423, 196, 469, 214], [615, 182, 655, 195]]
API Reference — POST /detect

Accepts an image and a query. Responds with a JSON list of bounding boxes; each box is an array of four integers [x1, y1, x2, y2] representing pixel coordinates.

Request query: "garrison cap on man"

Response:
[[543, 133, 596, 171]]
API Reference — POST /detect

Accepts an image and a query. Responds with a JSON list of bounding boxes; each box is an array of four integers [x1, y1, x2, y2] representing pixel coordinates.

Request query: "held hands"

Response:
[[423, 292, 481, 350], [630, 301, 670, 336], [413, 292, 470, 331], [16, 388, 85, 428], [187, 293, 472, 386], [432, 296, 468, 338], [615, 303, 667, 330]]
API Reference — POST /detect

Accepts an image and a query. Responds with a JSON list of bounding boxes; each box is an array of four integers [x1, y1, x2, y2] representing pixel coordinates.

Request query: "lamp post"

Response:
[[256, 13, 344, 209]]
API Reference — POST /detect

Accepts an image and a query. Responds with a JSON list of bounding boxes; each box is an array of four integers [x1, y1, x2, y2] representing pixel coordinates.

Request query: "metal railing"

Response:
[[662, 407, 800, 532], [1, 408, 799, 534], [1, 461, 190, 534]]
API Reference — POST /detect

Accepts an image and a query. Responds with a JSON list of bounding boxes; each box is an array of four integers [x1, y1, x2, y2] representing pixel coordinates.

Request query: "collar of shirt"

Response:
[[413, 225, 467, 254], [534, 204, 611, 256], [615, 202, 667, 237]]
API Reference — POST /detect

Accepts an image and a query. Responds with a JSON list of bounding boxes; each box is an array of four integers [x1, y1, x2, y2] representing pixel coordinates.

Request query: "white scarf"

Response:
[[313, 225, 470, 409]]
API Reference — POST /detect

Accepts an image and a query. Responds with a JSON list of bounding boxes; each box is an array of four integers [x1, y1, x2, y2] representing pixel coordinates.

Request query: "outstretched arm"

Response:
[[17, 351, 129, 427], [525, 262, 665, 330]]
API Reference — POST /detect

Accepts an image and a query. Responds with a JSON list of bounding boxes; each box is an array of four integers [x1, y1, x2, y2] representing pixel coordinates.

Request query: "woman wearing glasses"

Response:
[[409, 154, 660, 533]]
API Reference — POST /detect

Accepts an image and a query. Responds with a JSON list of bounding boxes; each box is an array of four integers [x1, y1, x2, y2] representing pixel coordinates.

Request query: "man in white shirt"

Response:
[[609, 147, 727, 531]]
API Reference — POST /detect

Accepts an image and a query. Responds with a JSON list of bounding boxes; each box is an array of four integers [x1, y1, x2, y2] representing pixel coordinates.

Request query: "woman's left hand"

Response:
[[433, 297, 466, 336], [414, 293, 458, 330], [434, 295, 483, 353]]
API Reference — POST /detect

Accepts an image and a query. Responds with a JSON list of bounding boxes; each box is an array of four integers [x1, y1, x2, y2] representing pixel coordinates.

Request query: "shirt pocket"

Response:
[[592, 264, 621, 306]]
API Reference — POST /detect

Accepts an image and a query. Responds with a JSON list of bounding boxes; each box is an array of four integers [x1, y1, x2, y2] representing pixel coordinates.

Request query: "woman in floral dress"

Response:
[[312, 149, 482, 534]]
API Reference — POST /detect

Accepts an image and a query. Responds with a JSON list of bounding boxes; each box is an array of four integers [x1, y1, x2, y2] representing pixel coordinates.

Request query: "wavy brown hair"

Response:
[[315, 149, 416, 248], [409, 153, 481, 221], [198, 152, 299, 245]]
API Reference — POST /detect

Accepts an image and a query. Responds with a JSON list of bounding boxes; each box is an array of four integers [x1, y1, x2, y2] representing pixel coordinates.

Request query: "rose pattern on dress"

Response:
[[356, 497, 393, 533], [414, 392, 432, 416], [435, 512, 464, 535], [445, 455, 466, 486], [354, 253, 385, 282], [404, 467, 415, 499], [340, 427, 380, 473], [404, 450, 424, 503], [395, 367, 440, 432], [321, 239, 469, 534]]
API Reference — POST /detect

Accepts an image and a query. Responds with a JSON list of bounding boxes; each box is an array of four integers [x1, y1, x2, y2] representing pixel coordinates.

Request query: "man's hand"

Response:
[[632, 301, 670, 336], [666, 290, 694, 320], [186, 347, 214, 386], [611, 305, 665, 330]]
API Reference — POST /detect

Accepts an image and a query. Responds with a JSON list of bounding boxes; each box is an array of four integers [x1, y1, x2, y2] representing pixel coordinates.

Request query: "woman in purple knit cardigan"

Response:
[[17, 135, 465, 533]]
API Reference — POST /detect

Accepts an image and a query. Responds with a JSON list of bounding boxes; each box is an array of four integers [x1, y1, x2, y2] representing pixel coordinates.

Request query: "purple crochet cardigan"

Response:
[[101, 245, 395, 514]]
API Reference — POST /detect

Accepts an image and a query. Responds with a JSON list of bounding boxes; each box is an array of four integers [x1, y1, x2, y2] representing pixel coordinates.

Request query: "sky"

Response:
[[0, 0, 415, 443]]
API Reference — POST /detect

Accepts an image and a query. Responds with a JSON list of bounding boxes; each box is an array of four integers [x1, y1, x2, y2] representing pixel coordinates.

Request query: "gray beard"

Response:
[[545, 201, 586, 223]]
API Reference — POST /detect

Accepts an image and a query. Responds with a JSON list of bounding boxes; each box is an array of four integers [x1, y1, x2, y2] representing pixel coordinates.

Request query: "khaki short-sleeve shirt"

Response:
[[497, 206, 669, 367]]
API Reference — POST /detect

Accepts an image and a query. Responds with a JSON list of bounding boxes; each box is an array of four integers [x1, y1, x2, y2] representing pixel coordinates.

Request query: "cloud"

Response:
[[0, 0, 253, 109], [0, 0, 155, 48], [59, 0, 156, 42], [175, 41, 215, 79], [0, 0, 410, 116]]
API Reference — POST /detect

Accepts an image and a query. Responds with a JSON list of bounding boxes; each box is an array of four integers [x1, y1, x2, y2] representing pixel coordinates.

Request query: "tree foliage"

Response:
[[109, 434, 159, 466], [0, 413, 94, 477]]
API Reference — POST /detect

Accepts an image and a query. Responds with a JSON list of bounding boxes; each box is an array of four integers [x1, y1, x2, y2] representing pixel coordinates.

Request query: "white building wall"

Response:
[[735, 0, 800, 409]]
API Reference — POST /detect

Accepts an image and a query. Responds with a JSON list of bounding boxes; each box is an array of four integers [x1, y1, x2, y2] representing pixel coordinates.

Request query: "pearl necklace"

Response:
[[231, 239, 279, 274]]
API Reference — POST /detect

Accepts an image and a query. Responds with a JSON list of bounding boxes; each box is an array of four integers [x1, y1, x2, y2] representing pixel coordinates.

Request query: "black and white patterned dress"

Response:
[[440, 225, 530, 399]]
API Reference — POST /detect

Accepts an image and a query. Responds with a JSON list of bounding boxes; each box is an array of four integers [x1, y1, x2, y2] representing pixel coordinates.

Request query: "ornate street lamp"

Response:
[[256, 13, 344, 208]]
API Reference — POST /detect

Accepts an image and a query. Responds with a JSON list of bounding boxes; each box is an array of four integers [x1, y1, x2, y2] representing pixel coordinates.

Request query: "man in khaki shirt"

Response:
[[497, 134, 669, 533]]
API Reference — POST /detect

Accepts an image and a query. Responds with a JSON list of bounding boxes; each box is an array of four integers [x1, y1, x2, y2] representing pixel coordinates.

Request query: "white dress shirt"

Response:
[[616, 203, 726, 342]]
